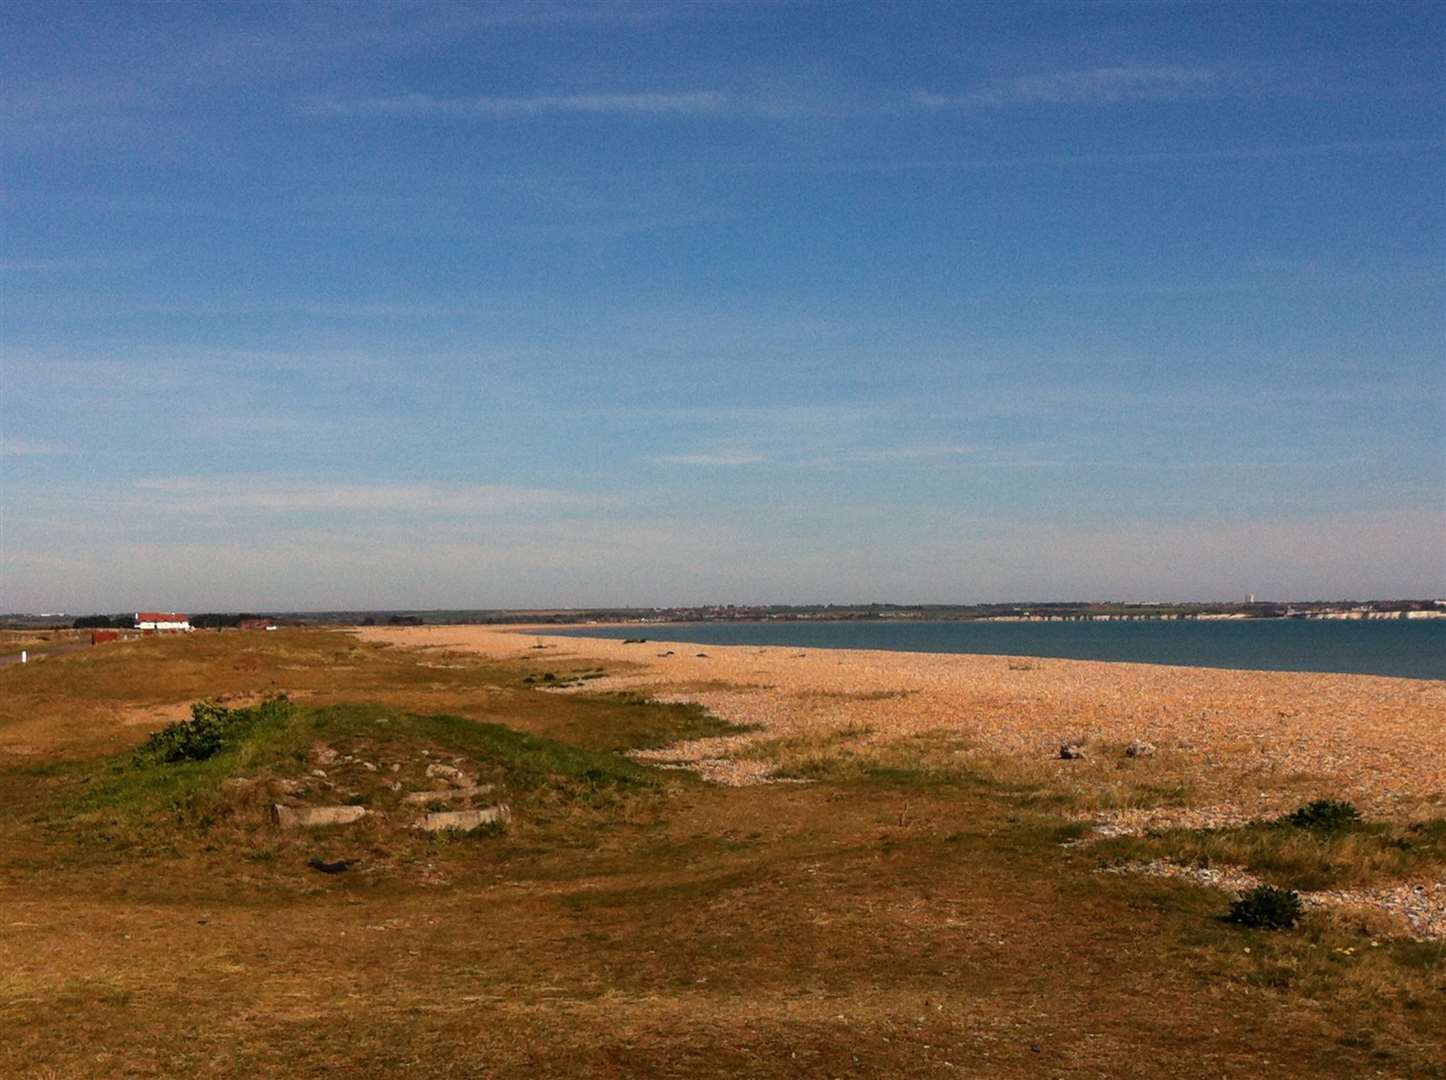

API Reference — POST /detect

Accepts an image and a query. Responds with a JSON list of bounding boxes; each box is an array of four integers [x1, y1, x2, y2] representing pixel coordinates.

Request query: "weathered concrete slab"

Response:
[[415, 805, 510, 833], [272, 804, 368, 829], [402, 784, 496, 805]]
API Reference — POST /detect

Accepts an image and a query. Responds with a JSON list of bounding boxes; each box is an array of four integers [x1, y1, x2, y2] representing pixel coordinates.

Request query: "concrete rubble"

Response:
[[402, 784, 496, 804], [272, 804, 368, 829]]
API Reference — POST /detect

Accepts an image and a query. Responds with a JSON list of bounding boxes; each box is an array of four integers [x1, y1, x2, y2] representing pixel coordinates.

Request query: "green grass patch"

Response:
[[528, 691, 753, 753], [71, 698, 304, 823], [63, 701, 664, 844]]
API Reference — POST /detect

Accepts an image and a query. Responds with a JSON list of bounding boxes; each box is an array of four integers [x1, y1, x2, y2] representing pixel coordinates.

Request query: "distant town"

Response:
[[3, 598, 1444, 632]]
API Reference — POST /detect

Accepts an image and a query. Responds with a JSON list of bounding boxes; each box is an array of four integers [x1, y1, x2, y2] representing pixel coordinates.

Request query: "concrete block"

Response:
[[416, 805, 510, 833]]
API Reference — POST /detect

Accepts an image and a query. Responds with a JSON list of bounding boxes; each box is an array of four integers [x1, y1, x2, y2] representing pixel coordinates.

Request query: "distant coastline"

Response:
[[551, 617, 1446, 681], [4, 598, 1444, 632]]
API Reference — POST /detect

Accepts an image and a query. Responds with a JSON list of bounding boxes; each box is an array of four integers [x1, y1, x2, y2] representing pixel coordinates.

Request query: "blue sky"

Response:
[[2, 0, 1443, 611]]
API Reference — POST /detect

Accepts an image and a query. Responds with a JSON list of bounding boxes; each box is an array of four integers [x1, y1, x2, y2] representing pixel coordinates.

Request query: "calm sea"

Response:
[[554, 619, 1446, 680]]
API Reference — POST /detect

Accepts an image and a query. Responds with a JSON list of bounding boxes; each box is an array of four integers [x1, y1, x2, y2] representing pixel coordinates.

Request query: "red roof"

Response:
[[135, 612, 188, 622]]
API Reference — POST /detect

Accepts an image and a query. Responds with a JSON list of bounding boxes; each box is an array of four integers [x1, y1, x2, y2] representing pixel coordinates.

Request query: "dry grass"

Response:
[[1095, 815, 1446, 891], [0, 628, 92, 655], [1, 627, 1442, 1078]]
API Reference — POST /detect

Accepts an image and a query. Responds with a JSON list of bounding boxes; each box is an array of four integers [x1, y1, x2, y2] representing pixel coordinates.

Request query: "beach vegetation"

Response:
[[133, 697, 293, 764], [1227, 884, 1304, 929], [1283, 798, 1364, 832]]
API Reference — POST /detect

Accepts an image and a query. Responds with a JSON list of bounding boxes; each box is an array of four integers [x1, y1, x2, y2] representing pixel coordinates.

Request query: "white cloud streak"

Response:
[[838, 444, 984, 463], [127, 477, 593, 515], [654, 452, 770, 466], [0, 438, 70, 457], [0, 254, 149, 273], [652, 441, 1060, 471], [915, 65, 1222, 109], [300, 90, 728, 119]]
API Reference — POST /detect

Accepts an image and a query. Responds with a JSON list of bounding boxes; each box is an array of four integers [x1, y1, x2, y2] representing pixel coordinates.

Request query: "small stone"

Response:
[[272, 804, 368, 829], [312, 745, 339, 766], [361, 762, 378, 772], [415, 805, 510, 833], [1125, 742, 1156, 758], [425, 763, 463, 783], [310, 769, 328, 778], [1059, 744, 1086, 760]]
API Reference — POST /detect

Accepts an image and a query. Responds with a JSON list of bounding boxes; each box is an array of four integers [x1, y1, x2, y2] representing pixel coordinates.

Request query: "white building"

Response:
[[134, 611, 191, 632]]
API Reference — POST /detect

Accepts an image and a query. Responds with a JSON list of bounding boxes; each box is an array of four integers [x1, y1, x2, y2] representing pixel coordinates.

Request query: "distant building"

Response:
[[134, 612, 191, 632]]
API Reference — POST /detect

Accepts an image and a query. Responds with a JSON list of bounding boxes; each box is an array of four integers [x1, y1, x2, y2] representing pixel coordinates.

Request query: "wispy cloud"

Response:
[[763, 138, 1446, 177], [840, 444, 984, 464], [0, 254, 149, 273], [653, 440, 1057, 471], [127, 477, 593, 515], [300, 91, 728, 119], [654, 452, 769, 466], [0, 438, 70, 457], [915, 65, 1222, 109], [180, 413, 341, 438]]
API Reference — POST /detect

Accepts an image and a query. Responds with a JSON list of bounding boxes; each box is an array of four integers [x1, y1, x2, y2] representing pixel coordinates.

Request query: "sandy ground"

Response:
[[356, 625, 1446, 818]]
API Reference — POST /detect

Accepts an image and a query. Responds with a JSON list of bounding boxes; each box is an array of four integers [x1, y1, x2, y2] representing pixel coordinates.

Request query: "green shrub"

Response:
[[1227, 884, 1304, 929], [133, 697, 291, 764], [1283, 798, 1363, 832]]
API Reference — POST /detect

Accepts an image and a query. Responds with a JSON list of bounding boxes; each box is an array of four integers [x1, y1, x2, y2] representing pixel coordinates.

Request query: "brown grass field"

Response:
[[1, 626, 1442, 1078]]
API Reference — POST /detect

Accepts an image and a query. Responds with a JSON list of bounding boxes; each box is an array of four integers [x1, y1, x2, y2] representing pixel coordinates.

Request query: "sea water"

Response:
[[554, 618, 1446, 680]]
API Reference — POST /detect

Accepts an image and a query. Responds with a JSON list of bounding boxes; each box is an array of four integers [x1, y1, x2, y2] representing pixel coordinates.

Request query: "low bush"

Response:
[[1227, 884, 1304, 929], [1283, 798, 1363, 832], [133, 697, 292, 764]]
